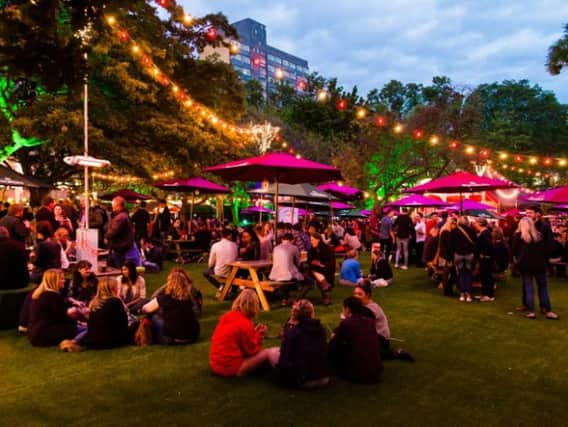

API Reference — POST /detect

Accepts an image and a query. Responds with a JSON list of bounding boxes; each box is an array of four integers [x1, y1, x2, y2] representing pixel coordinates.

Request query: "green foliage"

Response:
[[0, 0, 247, 183], [244, 79, 265, 110], [547, 23, 568, 75]]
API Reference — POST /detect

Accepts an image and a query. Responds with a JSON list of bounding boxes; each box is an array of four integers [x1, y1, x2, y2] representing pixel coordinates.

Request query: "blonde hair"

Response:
[[518, 217, 541, 243], [165, 268, 192, 301], [32, 269, 63, 300], [231, 289, 259, 319], [89, 278, 118, 311], [291, 299, 314, 322]]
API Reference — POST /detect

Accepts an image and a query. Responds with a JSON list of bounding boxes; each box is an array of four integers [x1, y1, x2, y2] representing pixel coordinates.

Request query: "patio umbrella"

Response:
[[524, 186, 568, 204], [204, 152, 342, 226], [449, 199, 496, 211], [404, 171, 517, 213], [99, 189, 151, 202], [154, 177, 230, 231], [0, 165, 49, 188], [240, 205, 274, 223], [317, 182, 362, 200], [249, 183, 336, 201], [386, 194, 451, 208], [330, 201, 355, 210]]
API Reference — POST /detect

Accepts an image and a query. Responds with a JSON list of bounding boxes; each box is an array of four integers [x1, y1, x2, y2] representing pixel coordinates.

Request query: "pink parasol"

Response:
[[330, 201, 355, 210], [317, 182, 362, 200], [448, 199, 496, 211], [387, 194, 450, 208], [99, 189, 151, 202], [240, 206, 274, 215], [524, 186, 568, 204], [204, 152, 342, 227], [154, 177, 229, 194]]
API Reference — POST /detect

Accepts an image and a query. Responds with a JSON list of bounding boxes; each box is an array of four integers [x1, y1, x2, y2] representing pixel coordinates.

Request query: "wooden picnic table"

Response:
[[164, 239, 203, 264], [218, 260, 278, 311]]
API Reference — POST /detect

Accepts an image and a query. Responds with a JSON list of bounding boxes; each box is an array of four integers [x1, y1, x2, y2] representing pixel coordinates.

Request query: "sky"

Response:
[[182, 0, 568, 103]]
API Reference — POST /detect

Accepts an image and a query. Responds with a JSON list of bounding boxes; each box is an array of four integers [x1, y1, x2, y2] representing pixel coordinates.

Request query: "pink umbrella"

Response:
[[524, 186, 568, 204], [387, 194, 450, 208], [204, 152, 342, 225], [154, 177, 229, 231], [331, 201, 355, 210], [99, 189, 151, 202], [154, 177, 229, 194], [317, 182, 362, 200], [404, 171, 517, 213], [449, 199, 496, 211]]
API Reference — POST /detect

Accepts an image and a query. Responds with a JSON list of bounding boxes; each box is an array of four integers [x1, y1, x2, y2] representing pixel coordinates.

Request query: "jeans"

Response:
[[522, 273, 552, 312], [395, 238, 409, 267], [379, 238, 393, 259], [415, 241, 425, 267], [109, 243, 141, 268], [203, 268, 224, 290], [454, 253, 474, 293], [479, 258, 494, 298]]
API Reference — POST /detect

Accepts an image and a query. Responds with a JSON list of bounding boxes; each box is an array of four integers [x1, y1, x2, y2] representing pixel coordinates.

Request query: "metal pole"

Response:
[[83, 52, 89, 230]]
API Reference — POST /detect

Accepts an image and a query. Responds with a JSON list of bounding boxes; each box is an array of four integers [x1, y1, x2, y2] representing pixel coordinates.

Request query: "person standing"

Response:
[[393, 208, 414, 270], [414, 213, 426, 267], [473, 218, 495, 302], [450, 217, 476, 302], [378, 209, 395, 262], [131, 201, 151, 246], [35, 196, 58, 232], [0, 203, 30, 242], [512, 217, 559, 320], [153, 199, 171, 241], [105, 196, 138, 268]]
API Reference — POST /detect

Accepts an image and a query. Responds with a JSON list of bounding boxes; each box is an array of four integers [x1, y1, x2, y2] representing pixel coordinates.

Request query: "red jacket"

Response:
[[209, 310, 262, 376]]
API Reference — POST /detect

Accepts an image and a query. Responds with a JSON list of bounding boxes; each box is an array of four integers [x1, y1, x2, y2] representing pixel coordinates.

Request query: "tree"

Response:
[[244, 79, 265, 110], [547, 23, 568, 75], [0, 0, 247, 184]]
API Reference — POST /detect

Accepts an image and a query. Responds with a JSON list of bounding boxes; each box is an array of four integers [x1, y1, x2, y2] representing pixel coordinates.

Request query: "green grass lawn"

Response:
[[1, 254, 567, 427]]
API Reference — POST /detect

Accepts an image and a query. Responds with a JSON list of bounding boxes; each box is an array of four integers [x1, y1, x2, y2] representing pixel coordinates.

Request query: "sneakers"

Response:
[[525, 312, 536, 320], [515, 305, 529, 312], [480, 296, 495, 302], [465, 296, 473, 303], [459, 294, 465, 302], [401, 265, 408, 270], [17, 325, 28, 335], [545, 311, 559, 320], [394, 348, 415, 362], [394, 264, 400, 269]]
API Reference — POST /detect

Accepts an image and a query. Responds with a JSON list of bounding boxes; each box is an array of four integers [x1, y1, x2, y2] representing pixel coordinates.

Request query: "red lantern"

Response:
[[296, 80, 306, 91], [336, 99, 347, 111], [156, 0, 168, 8], [480, 149, 489, 158], [142, 56, 151, 66], [252, 56, 262, 67], [413, 129, 424, 140], [207, 27, 217, 41], [515, 155, 523, 163], [449, 140, 459, 149], [374, 116, 386, 127], [118, 29, 129, 42]]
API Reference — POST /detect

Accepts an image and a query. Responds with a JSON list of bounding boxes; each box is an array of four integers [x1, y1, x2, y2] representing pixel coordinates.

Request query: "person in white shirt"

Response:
[[270, 233, 303, 282], [203, 228, 238, 290], [342, 228, 362, 251], [414, 213, 426, 267]]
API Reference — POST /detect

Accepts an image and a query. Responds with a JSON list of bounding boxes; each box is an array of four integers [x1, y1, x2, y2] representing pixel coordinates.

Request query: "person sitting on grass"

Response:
[[354, 281, 414, 362], [142, 269, 200, 345], [368, 246, 393, 287], [117, 261, 147, 314], [329, 296, 383, 384], [339, 248, 363, 286], [74, 278, 131, 350], [28, 269, 82, 347], [276, 299, 330, 388], [209, 289, 279, 377], [66, 260, 98, 320]]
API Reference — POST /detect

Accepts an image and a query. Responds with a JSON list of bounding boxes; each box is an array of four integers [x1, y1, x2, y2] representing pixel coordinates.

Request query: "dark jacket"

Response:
[[512, 233, 547, 275], [33, 239, 61, 271], [329, 315, 383, 383], [450, 225, 476, 255], [84, 297, 130, 349], [0, 236, 29, 290], [475, 228, 493, 258], [157, 294, 200, 342], [308, 242, 336, 284], [370, 257, 393, 280], [423, 235, 439, 264], [131, 208, 151, 235], [277, 318, 329, 387], [28, 291, 77, 347], [0, 214, 30, 242], [439, 230, 453, 261], [106, 210, 134, 252], [393, 214, 414, 239]]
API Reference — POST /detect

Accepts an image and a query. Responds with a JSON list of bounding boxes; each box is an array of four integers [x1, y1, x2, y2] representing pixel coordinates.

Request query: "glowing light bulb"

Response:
[[413, 129, 424, 139], [172, 85, 179, 93], [465, 146, 475, 155], [230, 43, 239, 54], [356, 108, 367, 119], [393, 124, 403, 133], [429, 136, 439, 145], [336, 99, 348, 111], [499, 153, 508, 160], [106, 16, 116, 25], [183, 99, 193, 108], [183, 13, 193, 24], [529, 157, 538, 165], [375, 116, 386, 127], [275, 68, 284, 80], [317, 90, 328, 101], [131, 45, 140, 54], [560, 159, 567, 167]]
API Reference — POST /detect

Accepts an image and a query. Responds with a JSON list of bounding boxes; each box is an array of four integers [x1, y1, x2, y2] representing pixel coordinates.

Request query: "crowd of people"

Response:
[[0, 192, 562, 389]]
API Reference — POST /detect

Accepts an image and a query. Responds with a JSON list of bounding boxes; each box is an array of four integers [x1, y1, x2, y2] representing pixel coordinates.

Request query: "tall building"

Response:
[[229, 18, 309, 96]]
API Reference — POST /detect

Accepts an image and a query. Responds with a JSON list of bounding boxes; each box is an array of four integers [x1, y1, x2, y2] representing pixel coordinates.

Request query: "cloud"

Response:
[[181, 0, 568, 102]]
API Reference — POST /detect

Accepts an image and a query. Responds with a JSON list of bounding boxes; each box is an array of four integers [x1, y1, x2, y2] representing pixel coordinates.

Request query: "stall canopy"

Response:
[[0, 165, 49, 188], [99, 189, 151, 202]]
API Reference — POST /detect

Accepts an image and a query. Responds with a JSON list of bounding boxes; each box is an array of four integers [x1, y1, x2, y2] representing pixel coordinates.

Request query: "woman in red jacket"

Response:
[[210, 290, 279, 377]]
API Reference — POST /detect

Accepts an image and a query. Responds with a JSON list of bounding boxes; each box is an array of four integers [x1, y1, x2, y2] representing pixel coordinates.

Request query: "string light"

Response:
[[356, 108, 367, 119], [465, 146, 475, 155], [183, 13, 193, 24], [393, 123, 403, 134], [336, 99, 348, 111], [317, 90, 329, 101], [274, 68, 284, 80]]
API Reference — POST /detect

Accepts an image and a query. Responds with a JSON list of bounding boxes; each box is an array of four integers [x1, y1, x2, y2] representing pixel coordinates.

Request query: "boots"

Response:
[[318, 279, 332, 305]]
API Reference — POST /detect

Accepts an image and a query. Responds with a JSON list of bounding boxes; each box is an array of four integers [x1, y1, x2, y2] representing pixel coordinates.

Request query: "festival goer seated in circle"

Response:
[[339, 248, 363, 287], [354, 281, 414, 362], [80, 278, 131, 349], [54, 227, 74, 270], [304, 233, 335, 306], [169, 218, 187, 240], [149, 268, 203, 318], [239, 227, 260, 261], [140, 238, 163, 273], [276, 299, 330, 388], [28, 269, 82, 347], [368, 246, 393, 287], [209, 289, 279, 377], [30, 221, 61, 284], [0, 225, 29, 290], [142, 268, 200, 345], [328, 296, 383, 384], [117, 261, 147, 314], [66, 260, 98, 319]]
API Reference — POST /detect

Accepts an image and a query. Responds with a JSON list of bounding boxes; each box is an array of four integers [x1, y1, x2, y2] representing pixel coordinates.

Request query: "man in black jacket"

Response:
[[393, 208, 414, 270], [106, 197, 137, 267], [0, 204, 30, 242], [473, 218, 495, 302], [0, 226, 29, 290]]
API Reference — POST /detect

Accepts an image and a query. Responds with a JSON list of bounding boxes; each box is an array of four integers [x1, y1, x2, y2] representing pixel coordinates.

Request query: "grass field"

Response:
[[1, 254, 567, 427]]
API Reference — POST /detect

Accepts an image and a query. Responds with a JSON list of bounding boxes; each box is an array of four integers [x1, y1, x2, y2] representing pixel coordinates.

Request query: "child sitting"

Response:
[[339, 248, 363, 287]]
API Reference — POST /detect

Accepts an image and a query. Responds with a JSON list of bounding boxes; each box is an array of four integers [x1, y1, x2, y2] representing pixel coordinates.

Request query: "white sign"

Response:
[[278, 207, 299, 224], [76, 229, 99, 272]]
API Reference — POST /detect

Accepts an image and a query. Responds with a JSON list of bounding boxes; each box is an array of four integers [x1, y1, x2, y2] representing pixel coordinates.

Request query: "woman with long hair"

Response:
[[210, 289, 279, 377], [28, 269, 79, 347], [142, 268, 200, 345], [117, 261, 147, 314], [512, 217, 559, 319], [67, 260, 98, 305], [80, 278, 130, 349], [437, 218, 457, 297]]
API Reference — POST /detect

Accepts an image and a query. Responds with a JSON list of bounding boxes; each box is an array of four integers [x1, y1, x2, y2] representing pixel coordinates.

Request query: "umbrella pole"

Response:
[[189, 193, 195, 234], [460, 192, 463, 215], [274, 177, 279, 244], [259, 195, 263, 224], [292, 196, 296, 224]]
